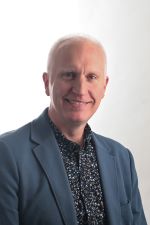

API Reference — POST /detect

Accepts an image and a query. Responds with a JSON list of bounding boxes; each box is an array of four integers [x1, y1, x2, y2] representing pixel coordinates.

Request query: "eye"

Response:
[[61, 71, 76, 80], [87, 73, 97, 80]]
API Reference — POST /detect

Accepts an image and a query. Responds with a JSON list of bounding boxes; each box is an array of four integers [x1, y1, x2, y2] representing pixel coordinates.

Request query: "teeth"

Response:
[[65, 98, 92, 104], [71, 100, 83, 103], [69, 100, 86, 104]]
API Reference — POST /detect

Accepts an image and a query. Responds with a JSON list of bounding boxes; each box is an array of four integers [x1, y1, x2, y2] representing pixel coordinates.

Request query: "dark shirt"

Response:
[[49, 119, 106, 225]]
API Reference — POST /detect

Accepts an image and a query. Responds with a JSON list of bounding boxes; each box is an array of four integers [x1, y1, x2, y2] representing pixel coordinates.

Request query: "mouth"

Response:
[[64, 98, 93, 105]]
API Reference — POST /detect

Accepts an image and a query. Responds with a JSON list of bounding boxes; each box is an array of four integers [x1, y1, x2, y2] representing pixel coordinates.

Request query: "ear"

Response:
[[104, 75, 109, 89], [102, 75, 109, 98], [42, 72, 50, 96]]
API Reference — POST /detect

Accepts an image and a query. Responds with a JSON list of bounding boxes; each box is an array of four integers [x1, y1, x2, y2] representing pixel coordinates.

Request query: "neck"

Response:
[[48, 110, 86, 145], [61, 126, 85, 145]]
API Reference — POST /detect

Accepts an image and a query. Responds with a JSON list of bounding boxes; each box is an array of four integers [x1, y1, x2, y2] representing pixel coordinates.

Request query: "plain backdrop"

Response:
[[0, 0, 150, 223]]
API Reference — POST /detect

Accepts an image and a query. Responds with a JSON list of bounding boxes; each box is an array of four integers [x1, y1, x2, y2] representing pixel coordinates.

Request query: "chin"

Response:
[[65, 115, 89, 126]]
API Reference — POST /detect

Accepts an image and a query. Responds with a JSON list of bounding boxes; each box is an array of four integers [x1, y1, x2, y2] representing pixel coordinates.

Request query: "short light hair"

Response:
[[47, 34, 107, 76]]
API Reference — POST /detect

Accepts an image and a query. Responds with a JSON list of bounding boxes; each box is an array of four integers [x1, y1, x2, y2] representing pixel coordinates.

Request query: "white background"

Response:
[[0, 0, 150, 223]]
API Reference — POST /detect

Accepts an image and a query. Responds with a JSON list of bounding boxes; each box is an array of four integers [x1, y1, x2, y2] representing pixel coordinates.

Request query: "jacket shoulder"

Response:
[[93, 132, 131, 158], [0, 108, 49, 148], [0, 122, 31, 146]]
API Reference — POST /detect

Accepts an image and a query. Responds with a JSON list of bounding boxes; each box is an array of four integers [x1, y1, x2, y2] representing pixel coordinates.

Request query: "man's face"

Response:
[[43, 41, 108, 127]]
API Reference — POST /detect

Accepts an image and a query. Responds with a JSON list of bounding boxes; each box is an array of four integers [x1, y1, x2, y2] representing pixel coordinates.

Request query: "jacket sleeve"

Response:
[[129, 150, 147, 225], [0, 141, 19, 225]]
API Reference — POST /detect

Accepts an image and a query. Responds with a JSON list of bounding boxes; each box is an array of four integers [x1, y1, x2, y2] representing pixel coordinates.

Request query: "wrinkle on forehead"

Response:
[[47, 35, 107, 76]]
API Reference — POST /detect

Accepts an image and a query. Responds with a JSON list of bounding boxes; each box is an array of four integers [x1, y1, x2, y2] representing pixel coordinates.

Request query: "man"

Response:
[[0, 35, 147, 225]]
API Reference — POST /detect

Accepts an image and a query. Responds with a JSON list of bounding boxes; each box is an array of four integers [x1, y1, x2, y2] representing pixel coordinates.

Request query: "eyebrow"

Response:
[[59, 66, 78, 72], [58, 66, 103, 76]]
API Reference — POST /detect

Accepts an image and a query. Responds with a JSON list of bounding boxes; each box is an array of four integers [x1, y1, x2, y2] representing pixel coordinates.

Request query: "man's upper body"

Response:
[[0, 108, 147, 225], [0, 35, 147, 225]]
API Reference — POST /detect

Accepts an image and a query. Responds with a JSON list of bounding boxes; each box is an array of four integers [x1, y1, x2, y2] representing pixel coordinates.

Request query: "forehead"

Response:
[[53, 41, 105, 70]]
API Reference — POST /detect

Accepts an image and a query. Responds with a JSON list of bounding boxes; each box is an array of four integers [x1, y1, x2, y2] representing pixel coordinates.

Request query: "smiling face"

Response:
[[43, 39, 108, 129]]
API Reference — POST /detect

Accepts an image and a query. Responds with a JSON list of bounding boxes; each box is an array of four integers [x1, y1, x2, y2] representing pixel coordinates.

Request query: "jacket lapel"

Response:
[[31, 109, 77, 225], [93, 134, 121, 225]]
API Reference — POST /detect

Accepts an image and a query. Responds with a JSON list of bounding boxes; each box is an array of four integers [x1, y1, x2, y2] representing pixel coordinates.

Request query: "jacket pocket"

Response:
[[120, 201, 133, 225]]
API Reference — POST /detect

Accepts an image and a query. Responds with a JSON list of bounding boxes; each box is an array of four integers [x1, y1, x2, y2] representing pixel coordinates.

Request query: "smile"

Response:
[[65, 99, 93, 104]]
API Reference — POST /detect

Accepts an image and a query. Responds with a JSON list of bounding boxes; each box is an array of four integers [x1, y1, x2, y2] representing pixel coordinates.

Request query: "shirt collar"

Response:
[[49, 118, 92, 151]]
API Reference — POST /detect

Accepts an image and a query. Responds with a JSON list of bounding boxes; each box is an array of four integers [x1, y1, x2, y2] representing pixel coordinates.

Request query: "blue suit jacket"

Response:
[[0, 109, 147, 225]]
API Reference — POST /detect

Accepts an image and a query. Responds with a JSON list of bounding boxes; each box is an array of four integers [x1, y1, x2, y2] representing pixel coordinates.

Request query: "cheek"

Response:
[[55, 82, 72, 96], [50, 84, 67, 103], [99, 89, 105, 99], [91, 86, 105, 102]]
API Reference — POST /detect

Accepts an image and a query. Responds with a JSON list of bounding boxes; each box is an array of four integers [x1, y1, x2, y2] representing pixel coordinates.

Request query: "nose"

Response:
[[72, 76, 88, 95]]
